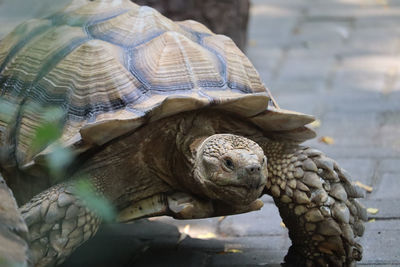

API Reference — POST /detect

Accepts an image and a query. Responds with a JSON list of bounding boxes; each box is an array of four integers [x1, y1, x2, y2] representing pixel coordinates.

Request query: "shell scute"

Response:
[[39, 39, 144, 146], [203, 34, 265, 94], [0, 19, 52, 72], [88, 6, 194, 48], [128, 31, 224, 94]]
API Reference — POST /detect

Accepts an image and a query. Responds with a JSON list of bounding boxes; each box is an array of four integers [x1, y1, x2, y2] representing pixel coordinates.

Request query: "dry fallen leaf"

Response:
[[197, 232, 217, 239], [319, 136, 335, 145], [217, 248, 243, 255], [354, 181, 373, 193], [177, 224, 191, 243], [309, 119, 321, 129], [183, 224, 190, 234], [218, 216, 226, 222], [368, 218, 376, 223], [280, 221, 286, 228], [248, 39, 257, 47], [367, 208, 379, 215], [226, 248, 242, 253]]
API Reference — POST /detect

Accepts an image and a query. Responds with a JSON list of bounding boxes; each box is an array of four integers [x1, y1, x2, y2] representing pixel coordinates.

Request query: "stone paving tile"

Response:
[[267, 89, 325, 116], [370, 173, 400, 200], [314, 111, 380, 147], [251, 0, 308, 10], [150, 216, 221, 239], [318, 91, 399, 113], [208, 248, 286, 267], [340, 27, 400, 56], [332, 158, 377, 186], [378, 159, 400, 173], [332, 55, 400, 90], [289, 20, 352, 51], [248, 16, 298, 49], [133, 247, 210, 267], [246, 47, 282, 82], [218, 200, 286, 237], [360, 220, 400, 265], [306, 140, 400, 159], [277, 55, 334, 82], [207, 235, 290, 266], [307, 4, 400, 21], [362, 199, 400, 219]]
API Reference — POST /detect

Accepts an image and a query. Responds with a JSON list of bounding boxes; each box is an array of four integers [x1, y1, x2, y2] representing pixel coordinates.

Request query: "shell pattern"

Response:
[[0, 0, 314, 172]]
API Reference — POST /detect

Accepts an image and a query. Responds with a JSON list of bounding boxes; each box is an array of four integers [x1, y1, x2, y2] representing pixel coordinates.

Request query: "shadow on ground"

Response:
[[62, 220, 225, 267]]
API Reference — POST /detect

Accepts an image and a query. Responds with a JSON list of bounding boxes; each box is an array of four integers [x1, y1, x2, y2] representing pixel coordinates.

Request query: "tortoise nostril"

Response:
[[246, 165, 261, 174]]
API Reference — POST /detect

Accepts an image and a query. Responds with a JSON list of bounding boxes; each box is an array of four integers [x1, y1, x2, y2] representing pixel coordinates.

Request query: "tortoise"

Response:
[[0, 0, 367, 266]]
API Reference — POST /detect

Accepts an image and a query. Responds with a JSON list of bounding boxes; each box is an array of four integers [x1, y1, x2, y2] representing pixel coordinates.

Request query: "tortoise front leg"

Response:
[[0, 173, 30, 267], [117, 191, 264, 222], [20, 181, 101, 267], [259, 141, 367, 266]]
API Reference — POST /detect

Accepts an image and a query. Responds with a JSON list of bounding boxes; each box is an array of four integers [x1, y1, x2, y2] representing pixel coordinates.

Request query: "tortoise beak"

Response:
[[238, 163, 266, 190]]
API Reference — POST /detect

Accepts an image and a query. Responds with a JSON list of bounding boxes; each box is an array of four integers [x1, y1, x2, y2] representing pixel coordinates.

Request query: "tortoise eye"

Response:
[[224, 158, 235, 170]]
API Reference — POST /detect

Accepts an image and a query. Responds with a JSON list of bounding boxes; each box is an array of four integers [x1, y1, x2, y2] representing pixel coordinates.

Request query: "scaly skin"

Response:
[[20, 182, 101, 267], [0, 174, 30, 267], [257, 140, 367, 267]]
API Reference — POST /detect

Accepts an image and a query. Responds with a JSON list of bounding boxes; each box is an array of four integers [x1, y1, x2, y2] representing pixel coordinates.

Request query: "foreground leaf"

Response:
[[367, 208, 379, 215], [74, 179, 116, 222], [318, 136, 335, 145], [309, 119, 321, 129], [197, 232, 217, 239], [354, 181, 373, 193]]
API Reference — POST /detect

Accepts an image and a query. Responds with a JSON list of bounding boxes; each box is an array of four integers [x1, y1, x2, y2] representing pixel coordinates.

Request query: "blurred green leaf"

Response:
[[41, 106, 64, 123], [46, 144, 73, 180], [31, 106, 65, 150], [0, 256, 25, 267], [31, 122, 61, 150], [0, 99, 17, 122], [74, 178, 116, 222]]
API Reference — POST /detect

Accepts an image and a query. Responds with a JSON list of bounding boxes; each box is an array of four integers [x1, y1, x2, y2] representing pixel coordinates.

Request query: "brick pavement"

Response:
[[245, 1, 400, 266], [1, 0, 400, 266]]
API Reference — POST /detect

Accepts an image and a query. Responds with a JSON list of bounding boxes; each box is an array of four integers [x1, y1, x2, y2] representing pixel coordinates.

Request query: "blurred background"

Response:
[[1, 0, 400, 266]]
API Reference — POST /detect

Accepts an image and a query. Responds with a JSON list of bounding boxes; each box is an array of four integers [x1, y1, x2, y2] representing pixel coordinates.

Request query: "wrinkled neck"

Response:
[[171, 130, 211, 197]]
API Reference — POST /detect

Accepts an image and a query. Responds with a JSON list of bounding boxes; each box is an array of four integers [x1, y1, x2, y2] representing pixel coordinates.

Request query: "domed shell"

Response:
[[0, 0, 315, 172]]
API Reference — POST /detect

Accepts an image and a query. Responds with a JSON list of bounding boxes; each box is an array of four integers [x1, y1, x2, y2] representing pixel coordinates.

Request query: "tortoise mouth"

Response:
[[212, 175, 265, 190], [205, 179, 265, 206]]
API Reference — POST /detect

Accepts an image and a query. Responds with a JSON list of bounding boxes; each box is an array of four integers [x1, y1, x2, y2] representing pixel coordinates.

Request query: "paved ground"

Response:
[[1, 0, 400, 266]]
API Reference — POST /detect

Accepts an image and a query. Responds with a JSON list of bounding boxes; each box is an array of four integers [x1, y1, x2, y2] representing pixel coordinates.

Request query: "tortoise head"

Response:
[[192, 134, 267, 205]]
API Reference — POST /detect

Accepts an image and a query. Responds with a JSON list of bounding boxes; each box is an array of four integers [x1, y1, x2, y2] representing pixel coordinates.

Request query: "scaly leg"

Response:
[[259, 141, 367, 267], [0, 173, 30, 267], [20, 182, 101, 267]]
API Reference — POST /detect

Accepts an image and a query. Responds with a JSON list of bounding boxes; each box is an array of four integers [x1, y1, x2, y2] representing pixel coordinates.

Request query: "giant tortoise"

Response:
[[0, 0, 367, 266]]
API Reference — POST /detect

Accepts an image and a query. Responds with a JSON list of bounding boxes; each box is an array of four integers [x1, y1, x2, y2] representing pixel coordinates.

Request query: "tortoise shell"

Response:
[[0, 0, 315, 174]]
